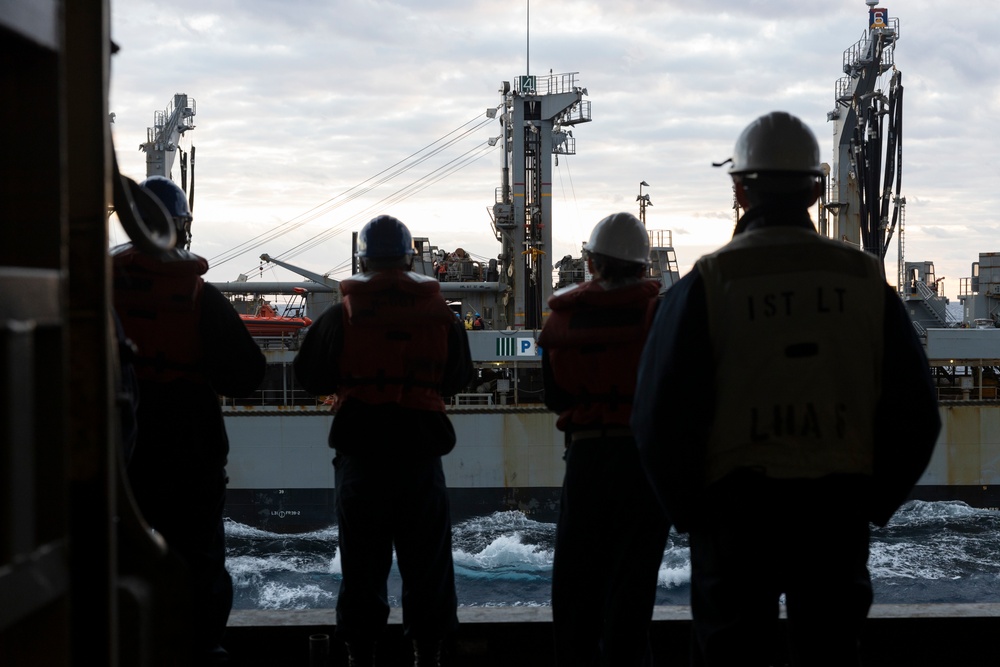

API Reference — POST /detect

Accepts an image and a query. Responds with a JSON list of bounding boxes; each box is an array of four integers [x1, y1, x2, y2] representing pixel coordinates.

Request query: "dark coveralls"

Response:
[[113, 245, 266, 663], [539, 278, 671, 667], [293, 283, 472, 648], [631, 206, 940, 666]]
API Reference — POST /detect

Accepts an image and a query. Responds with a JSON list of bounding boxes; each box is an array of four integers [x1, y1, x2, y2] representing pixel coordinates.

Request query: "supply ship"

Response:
[[210, 72, 680, 530], [203, 4, 999, 533], [109, 7, 1000, 534]]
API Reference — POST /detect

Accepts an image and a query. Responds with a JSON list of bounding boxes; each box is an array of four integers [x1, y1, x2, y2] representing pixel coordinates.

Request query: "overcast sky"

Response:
[[108, 1, 1000, 300]]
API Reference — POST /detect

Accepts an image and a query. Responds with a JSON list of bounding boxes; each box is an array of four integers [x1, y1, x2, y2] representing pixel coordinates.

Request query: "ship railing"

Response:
[[648, 229, 673, 248], [518, 71, 576, 95], [842, 29, 868, 74], [932, 365, 1000, 402], [834, 75, 853, 105], [561, 100, 591, 125], [910, 280, 959, 325], [221, 386, 318, 408], [842, 17, 898, 76], [553, 134, 576, 155], [492, 196, 514, 230], [452, 393, 494, 407], [251, 334, 305, 351], [959, 277, 975, 298], [145, 93, 196, 147]]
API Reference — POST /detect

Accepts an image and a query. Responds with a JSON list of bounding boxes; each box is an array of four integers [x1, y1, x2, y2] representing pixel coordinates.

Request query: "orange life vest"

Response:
[[112, 245, 208, 383], [539, 279, 659, 430], [338, 270, 455, 412]]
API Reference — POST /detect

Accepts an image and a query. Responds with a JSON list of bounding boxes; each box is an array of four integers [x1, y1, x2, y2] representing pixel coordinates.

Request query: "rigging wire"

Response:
[[562, 153, 579, 220], [325, 257, 354, 278], [555, 154, 585, 249], [262, 137, 499, 267], [210, 109, 499, 270], [295, 115, 494, 225], [210, 111, 493, 266], [230, 121, 497, 276]]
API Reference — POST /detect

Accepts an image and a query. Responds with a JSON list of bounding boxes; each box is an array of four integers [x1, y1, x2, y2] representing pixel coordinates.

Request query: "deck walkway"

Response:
[[225, 604, 1000, 666]]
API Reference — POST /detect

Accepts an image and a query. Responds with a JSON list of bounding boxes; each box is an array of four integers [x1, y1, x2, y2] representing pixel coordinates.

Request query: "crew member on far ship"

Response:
[[293, 215, 473, 667], [538, 212, 671, 667], [632, 111, 940, 666]]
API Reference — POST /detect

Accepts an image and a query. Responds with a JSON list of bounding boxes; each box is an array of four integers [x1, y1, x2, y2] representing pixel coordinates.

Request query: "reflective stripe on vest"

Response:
[[696, 227, 884, 483]]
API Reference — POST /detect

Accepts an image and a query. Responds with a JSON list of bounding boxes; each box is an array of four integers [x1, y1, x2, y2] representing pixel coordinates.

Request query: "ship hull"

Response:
[[223, 403, 1000, 533]]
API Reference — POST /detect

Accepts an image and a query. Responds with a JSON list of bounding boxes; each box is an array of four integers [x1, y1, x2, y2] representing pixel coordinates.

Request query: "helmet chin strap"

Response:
[[174, 218, 193, 251]]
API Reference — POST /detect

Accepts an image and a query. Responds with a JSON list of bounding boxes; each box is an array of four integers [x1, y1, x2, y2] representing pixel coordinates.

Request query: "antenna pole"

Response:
[[526, 0, 530, 76]]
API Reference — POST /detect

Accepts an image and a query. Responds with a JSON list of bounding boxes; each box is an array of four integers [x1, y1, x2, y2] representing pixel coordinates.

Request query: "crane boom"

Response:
[[259, 253, 340, 289], [826, 4, 902, 267], [141, 93, 196, 178]]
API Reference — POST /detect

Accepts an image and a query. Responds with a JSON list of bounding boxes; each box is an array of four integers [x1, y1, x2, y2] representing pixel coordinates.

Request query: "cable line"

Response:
[[273, 138, 499, 265], [209, 109, 499, 270]]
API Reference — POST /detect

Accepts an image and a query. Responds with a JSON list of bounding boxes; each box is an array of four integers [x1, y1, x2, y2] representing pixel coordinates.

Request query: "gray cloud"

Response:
[[109, 0, 1000, 297]]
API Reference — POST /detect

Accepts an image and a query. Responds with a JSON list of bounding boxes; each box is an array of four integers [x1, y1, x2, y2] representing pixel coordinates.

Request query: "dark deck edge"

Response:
[[229, 603, 1000, 627], [223, 605, 1000, 666]]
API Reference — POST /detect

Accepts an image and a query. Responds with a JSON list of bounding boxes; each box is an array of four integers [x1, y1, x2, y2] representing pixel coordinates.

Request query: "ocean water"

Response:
[[226, 500, 1000, 610]]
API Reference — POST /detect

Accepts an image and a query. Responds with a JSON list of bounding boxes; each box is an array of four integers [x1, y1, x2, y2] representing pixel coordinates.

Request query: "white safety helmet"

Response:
[[583, 212, 649, 265], [728, 111, 823, 177]]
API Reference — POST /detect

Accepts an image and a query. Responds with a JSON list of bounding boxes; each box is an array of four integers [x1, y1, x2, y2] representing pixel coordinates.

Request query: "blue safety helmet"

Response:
[[357, 215, 415, 259], [140, 175, 192, 232]]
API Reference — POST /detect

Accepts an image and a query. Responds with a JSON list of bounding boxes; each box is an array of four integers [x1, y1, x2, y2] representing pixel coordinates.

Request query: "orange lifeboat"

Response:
[[240, 287, 312, 337]]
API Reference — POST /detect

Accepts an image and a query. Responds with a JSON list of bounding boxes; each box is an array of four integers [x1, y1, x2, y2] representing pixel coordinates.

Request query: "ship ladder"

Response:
[[650, 246, 681, 289]]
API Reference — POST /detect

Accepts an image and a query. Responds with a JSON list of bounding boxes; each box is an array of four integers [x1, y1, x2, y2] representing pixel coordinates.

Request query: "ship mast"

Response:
[[638, 181, 652, 226], [825, 1, 903, 268], [492, 73, 591, 329]]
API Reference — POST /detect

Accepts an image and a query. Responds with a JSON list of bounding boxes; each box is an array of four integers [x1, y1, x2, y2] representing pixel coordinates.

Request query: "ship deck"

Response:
[[225, 604, 1000, 666]]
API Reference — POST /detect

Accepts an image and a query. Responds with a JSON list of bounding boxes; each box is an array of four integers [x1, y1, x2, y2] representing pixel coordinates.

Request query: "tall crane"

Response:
[[825, 2, 903, 270], [141, 93, 196, 179], [491, 73, 591, 329], [140, 93, 197, 240]]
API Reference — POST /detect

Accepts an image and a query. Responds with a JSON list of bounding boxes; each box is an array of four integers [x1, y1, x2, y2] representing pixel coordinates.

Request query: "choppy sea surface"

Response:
[[226, 500, 1000, 610]]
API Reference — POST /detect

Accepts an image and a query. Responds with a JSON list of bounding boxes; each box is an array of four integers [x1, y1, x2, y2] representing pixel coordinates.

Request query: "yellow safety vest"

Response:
[[696, 226, 885, 484]]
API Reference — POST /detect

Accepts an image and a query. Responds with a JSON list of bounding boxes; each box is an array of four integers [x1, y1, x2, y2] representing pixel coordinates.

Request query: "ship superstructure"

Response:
[[491, 74, 590, 329]]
